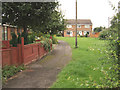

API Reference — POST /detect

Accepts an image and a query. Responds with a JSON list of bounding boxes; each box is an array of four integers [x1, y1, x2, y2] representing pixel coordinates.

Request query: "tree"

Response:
[[45, 10, 66, 35], [2, 2, 60, 43], [93, 26, 105, 32], [31, 4, 66, 35]]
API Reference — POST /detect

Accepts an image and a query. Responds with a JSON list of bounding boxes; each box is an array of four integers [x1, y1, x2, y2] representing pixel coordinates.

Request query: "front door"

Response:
[[70, 31, 73, 37]]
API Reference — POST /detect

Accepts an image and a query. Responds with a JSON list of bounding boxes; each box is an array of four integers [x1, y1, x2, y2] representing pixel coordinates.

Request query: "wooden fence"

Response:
[[2, 37, 52, 67]]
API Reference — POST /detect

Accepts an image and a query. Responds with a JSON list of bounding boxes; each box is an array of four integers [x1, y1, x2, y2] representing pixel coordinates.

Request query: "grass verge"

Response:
[[51, 37, 108, 88]]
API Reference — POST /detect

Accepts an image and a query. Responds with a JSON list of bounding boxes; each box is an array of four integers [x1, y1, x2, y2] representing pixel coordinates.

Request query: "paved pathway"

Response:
[[3, 40, 72, 88]]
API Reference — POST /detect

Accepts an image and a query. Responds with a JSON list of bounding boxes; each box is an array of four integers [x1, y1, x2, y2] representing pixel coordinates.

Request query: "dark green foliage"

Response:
[[35, 32, 44, 37], [99, 30, 109, 40], [94, 26, 105, 32], [2, 65, 25, 84], [2, 2, 64, 35], [45, 34, 51, 38], [98, 13, 119, 88], [40, 38, 52, 51], [52, 36, 58, 44], [21, 31, 28, 45], [80, 35, 84, 37], [28, 33, 35, 43], [10, 32, 18, 47], [56, 34, 62, 37], [85, 33, 88, 37]]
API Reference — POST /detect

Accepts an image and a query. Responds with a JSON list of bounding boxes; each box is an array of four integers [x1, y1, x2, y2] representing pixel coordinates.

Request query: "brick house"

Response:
[[1, 24, 24, 41], [64, 19, 92, 37]]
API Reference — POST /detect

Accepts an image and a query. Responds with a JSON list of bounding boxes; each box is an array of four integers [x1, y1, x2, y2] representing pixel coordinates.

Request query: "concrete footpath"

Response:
[[3, 40, 72, 88]]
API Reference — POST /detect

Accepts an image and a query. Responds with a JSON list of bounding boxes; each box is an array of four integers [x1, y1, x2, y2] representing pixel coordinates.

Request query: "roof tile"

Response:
[[66, 19, 92, 24]]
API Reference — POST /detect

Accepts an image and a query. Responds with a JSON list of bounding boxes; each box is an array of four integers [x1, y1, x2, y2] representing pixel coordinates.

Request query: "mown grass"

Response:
[[51, 37, 108, 88]]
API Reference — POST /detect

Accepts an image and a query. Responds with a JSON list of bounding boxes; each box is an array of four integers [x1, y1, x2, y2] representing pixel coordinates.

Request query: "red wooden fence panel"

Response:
[[2, 49, 11, 66], [10, 47, 19, 66], [24, 43, 39, 65]]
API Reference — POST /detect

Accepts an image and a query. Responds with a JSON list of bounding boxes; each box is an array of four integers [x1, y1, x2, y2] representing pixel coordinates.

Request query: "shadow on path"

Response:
[[3, 40, 72, 88]]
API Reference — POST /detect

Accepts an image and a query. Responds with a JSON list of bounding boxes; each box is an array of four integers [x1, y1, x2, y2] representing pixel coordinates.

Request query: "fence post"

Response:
[[38, 44, 40, 59], [17, 44, 22, 65], [21, 37, 24, 64]]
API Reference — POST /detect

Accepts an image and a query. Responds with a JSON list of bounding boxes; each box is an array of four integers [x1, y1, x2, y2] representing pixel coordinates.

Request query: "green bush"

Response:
[[80, 35, 84, 37], [52, 36, 58, 44], [40, 38, 52, 51], [45, 34, 51, 38], [21, 31, 28, 45], [85, 33, 88, 37], [99, 30, 109, 40], [56, 34, 62, 37], [35, 32, 44, 37], [98, 15, 119, 88], [10, 32, 18, 47], [2, 65, 25, 84], [28, 33, 35, 44]]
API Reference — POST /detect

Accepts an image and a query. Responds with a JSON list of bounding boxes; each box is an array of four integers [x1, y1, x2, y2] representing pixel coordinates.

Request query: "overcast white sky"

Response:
[[58, 0, 119, 29]]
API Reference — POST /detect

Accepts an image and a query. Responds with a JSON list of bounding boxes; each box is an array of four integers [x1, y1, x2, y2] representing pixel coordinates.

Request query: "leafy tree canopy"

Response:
[[2, 2, 65, 34], [93, 26, 105, 32]]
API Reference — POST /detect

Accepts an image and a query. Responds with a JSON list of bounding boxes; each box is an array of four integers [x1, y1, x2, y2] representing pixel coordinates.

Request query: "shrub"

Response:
[[2, 65, 25, 84], [98, 16, 119, 87], [40, 38, 52, 51], [56, 34, 62, 37], [85, 33, 88, 37], [36, 32, 44, 37], [28, 33, 35, 44], [80, 35, 84, 37], [21, 31, 28, 45], [52, 36, 58, 44], [99, 28, 117, 40], [45, 34, 51, 38], [99, 29, 109, 40], [10, 32, 18, 47]]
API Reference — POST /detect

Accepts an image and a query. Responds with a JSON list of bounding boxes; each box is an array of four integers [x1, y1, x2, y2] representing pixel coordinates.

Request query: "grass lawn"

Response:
[[51, 37, 108, 88]]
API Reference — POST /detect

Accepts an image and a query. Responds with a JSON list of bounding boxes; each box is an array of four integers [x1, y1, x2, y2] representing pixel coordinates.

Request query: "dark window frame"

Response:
[[2, 26, 8, 40], [4, 26, 8, 40], [2, 27, 5, 40], [67, 31, 70, 35]]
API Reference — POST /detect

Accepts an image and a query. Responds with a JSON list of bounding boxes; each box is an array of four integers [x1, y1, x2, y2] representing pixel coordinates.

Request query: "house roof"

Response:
[[66, 19, 92, 25]]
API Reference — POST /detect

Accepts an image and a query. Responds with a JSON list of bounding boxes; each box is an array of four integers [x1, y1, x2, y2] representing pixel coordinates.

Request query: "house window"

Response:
[[77, 31, 82, 36], [67, 31, 70, 35], [77, 25, 81, 28], [79, 31, 82, 36], [67, 25, 72, 28], [87, 32, 90, 35], [2, 27, 5, 40], [4, 27, 8, 40], [84, 31, 87, 35], [2, 27, 8, 40], [85, 25, 90, 28]]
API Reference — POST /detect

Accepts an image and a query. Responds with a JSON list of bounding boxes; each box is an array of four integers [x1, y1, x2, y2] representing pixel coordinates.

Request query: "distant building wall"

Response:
[[64, 24, 92, 37]]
